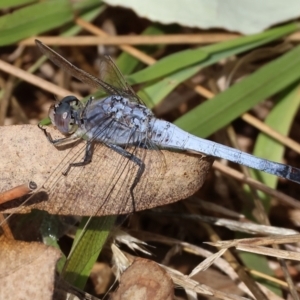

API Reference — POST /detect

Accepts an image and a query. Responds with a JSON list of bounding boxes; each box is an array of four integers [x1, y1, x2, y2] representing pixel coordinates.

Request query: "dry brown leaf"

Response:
[[0, 235, 61, 300], [0, 124, 213, 216], [90, 262, 114, 295], [111, 257, 173, 300]]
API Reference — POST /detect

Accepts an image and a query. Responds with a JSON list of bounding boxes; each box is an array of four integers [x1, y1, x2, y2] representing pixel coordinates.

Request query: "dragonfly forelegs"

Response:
[[107, 144, 145, 211], [38, 123, 77, 146]]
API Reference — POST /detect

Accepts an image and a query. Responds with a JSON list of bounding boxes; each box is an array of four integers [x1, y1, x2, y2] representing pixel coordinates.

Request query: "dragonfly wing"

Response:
[[97, 55, 144, 104], [35, 40, 144, 105], [36, 40, 117, 95]]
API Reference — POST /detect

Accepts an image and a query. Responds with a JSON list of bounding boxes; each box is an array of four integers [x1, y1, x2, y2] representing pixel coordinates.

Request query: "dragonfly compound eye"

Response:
[[50, 99, 78, 135]]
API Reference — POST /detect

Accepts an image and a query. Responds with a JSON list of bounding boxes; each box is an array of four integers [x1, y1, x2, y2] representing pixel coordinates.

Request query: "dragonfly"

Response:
[[35, 39, 300, 195]]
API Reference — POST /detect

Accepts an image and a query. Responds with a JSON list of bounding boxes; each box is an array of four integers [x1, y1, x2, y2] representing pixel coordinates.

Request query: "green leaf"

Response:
[[238, 251, 281, 295], [137, 24, 298, 109], [0, 0, 101, 46], [174, 44, 300, 138], [128, 49, 208, 84], [138, 65, 202, 108], [62, 216, 116, 288], [0, 0, 36, 9], [238, 86, 300, 297], [128, 23, 298, 85], [251, 84, 300, 191]]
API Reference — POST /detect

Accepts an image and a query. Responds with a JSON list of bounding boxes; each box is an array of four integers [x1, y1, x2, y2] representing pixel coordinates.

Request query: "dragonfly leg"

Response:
[[62, 142, 93, 176], [38, 123, 77, 146], [108, 144, 145, 211], [81, 96, 94, 119]]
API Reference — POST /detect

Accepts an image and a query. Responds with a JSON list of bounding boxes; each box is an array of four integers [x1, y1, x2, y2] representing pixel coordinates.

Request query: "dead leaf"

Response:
[[0, 235, 61, 300], [0, 125, 213, 216], [90, 262, 114, 295], [111, 257, 173, 300]]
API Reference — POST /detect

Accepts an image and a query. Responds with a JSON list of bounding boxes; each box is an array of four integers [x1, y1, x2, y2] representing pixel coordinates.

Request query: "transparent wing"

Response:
[[37, 127, 166, 216], [35, 39, 144, 105]]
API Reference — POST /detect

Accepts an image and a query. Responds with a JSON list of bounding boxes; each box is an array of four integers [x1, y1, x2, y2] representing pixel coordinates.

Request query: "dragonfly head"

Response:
[[49, 96, 83, 135]]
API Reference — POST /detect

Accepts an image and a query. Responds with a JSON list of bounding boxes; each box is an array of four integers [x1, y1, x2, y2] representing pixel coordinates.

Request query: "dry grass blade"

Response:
[[161, 264, 250, 300], [0, 59, 80, 99], [208, 234, 300, 261], [20, 34, 240, 46], [189, 248, 227, 276], [75, 18, 156, 65], [188, 214, 297, 235], [16, 31, 300, 45], [214, 161, 300, 209], [235, 245, 300, 261], [0, 56, 23, 125], [0, 181, 37, 205], [209, 234, 300, 248]]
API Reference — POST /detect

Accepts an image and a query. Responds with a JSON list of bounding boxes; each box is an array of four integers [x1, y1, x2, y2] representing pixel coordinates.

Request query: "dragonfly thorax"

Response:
[[82, 96, 154, 145], [103, 96, 153, 132], [50, 96, 83, 136]]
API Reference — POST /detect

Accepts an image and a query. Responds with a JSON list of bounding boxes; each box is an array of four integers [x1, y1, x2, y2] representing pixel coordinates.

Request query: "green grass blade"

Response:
[[251, 84, 300, 189], [174, 45, 300, 138], [0, 0, 36, 9], [137, 30, 299, 109], [0, 0, 100, 46], [63, 216, 116, 288], [138, 65, 202, 108], [72, 0, 104, 11], [130, 23, 299, 109], [238, 250, 281, 295], [128, 49, 208, 84], [239, 85, 300, 296], [128, 23, 298, 85]]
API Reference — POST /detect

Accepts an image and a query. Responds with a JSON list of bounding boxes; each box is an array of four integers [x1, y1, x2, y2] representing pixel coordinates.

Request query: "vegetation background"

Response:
[[1, 1, 300, 299]]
